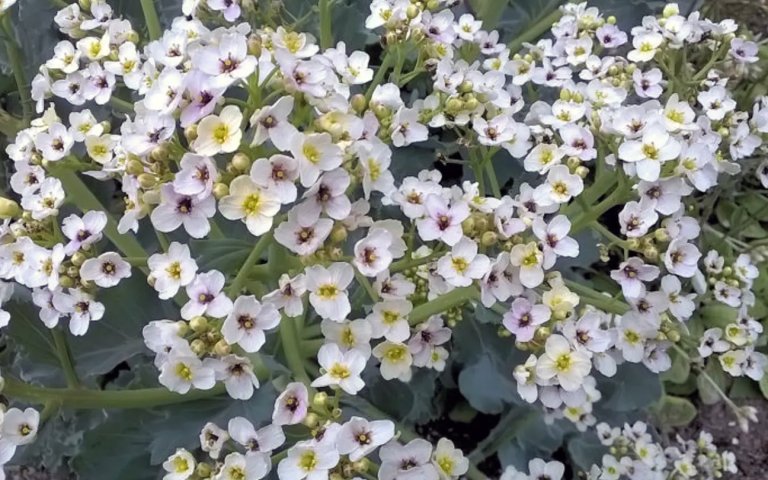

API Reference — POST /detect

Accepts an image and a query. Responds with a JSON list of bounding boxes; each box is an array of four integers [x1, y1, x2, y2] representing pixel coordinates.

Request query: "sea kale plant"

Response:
[[0, 0, 767, 478]]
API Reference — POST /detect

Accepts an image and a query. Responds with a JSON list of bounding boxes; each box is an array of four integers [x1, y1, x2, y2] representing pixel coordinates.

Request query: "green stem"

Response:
[[507, 7, 563, 54], [355, 270, 380, 303], [4, 378, 225, 409], [226, 231, 273, 297], [484, 156, 502, 197], [108, 96, 135, 114], [318, 0, 333, 50], [570, 181, 632, 234], [365, 50, 396, 104], [2, 15, 32, 125], [409, 286, 479, 326], [140, 0, 163, 41], [390, 250, 441, 273], [279, 315, 312, 385], [591, 222, 629, 248], [51, 328, 80, 388], [563, 280, 628, 315]]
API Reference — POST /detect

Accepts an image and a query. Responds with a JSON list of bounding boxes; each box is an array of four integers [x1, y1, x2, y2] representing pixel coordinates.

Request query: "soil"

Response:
[[677, 397, 768, 480]]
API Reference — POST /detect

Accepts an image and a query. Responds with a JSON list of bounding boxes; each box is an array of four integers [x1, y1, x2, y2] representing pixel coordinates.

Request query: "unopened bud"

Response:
[[184, 124, 198, 142], [303, 412, 320, 428], [313, 392, 329, 409], [190, 339, 207, 355], [137, 173, 157, 189], [190, 316, 209, 333], [575, 166, 589, 178], [247, 34, 262, 56], [481, 231, 498, 247], [663, 4, 679, 17], [231, 152, 251, 172], [330, 224, 348, 243], [150, 145, 169, 163], [0, 198, 21, 219], [213, 183, 229, 199], [351, 94, 367, 114]]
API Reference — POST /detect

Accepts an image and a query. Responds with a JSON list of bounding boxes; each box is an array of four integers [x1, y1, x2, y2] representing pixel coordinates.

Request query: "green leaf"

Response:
[[567, 433, 606, 472], [698, 361, 728, 405], [758, 375, 768, 400], [362, 368, 441, 423], [600, 363, 662, 412], [699, 304, 739, 329], [661, 348, 690, 384], [458, 354, 517, 414], [190, 238, 255, 272], [651, 395, 698, 427]]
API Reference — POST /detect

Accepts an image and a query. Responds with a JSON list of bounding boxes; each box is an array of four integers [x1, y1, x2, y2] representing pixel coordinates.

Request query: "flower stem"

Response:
[[139, 0, 162, 41], [507, 7, 563, 54], [1, 14, 32, 125], [51, 328, 80, 388], [226, 231, 273, 297], [408, 286, 479, 326], [563, 279, 628, 315], [279, 314, 312, 385], [4, 378, 225, 409], [365, 49, 396, 103], [318, 0, 333, 50]]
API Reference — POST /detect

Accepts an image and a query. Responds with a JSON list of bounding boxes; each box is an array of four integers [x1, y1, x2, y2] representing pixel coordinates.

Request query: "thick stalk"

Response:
[[4, 378, 225, 409], [408, 286, 479, 326], [507, 8, 563, 54], [51, 329, 80, 388], [2, 14, 32, 125], [318, 0, 333, 50], [563, 280, 628, 315], [226, 231, 273, 297], [140, 0, 162, 41], [364, 50, 396, 103], [279, 315, 312, 385]]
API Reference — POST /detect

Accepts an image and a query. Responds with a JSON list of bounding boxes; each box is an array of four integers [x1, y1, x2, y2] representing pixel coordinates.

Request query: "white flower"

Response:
[[272, 382, 308, 426], [312, 343, 366, 394], [249, 96, 298, 151], [277, 442, 340, 480], [290, 132, 343, 188], [173, 153, 218, 198], [306, 263, 354, 322], [627, 31, 663, 62], [21, 177, 65, 220], [619, 123, 681, 181], [250, 154, 299, 203], [61, 210, 107, 255], [698, 86, 736, 121], [263, 273, 307, 318], [274, 210, 333, 256], [219, 176, 281, 236], [222, 295, 281, 353], [201, 422, 230, 460], [367, 299, 412, 342], [354, 227, 394, 277], [535, 334, 591, 391], [297, 168, 352, 220], [228, 416, 285, 455], [432, 438, 469, 479], [379, 439, 439, 480], [192, 33, 256, 87], [337, 417, 395, 461], [509, 242, 545, 288], [373, 341, 413, 382], [193, 106, 243, 156], [416, 195, 470, 246], [162, 449, 195, 480], [532, 215, 579, 268], [52, 288, 105, 336], [610, 257, 660, 299], [182, 271, 233, 320], [533, 164, 584, 205], [503, 297, 551, 342], [436, 237, 490, 287], [148, 242, 198, 300], [80, 252, 131, 288], [214, 452, 269, 480], [159, 354, 216, 393], [321, 318, 373, 357], [664, 240, 701, 278], [151, 185, 216, 239]]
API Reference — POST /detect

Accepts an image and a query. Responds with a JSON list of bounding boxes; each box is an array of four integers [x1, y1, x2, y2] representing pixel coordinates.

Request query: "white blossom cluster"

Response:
[[0, 0, 766, 477], [498, 421, 738, 479]]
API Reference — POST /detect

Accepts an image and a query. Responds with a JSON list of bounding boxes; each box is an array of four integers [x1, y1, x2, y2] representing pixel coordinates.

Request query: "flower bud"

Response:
[[213, 340, 231, 356], [184, 124, 198, 142], [313, 392, 329, 409], [534, 326, 551, 342], [127, 159, 145, 176], [191, 339, 207, 355], [190, 316, 209, 333], [213, 183, 229, 199], [607, 15, 617, 25], [385, 32, 398, 47], [663, 3, 679, 17], [351, 94, 367, 114], [406, 4, 420, 19], [150, 145, 170, 163], [59, 276, 75, 289], [481, 231, 498, 247], [303, 412, 320, 428], [195, 462, 213, 478], [247, 34, 262, 56], [643, 246, 659, 260], [0, 198, 21, 219], [137, 174, 157, 189], [330, 224, 348, 243], [458, 80, 473, 94], [426, 0, 439, 10], [461, 217, 475, 235], [445, 97, 463, 113], [231, 152, 251, 172], [575, 166, 589, 178], [332, 407, 342, 418], [79, 0, 91, 10], [176, 321, 190, 336], [353, 458, 371, 473]]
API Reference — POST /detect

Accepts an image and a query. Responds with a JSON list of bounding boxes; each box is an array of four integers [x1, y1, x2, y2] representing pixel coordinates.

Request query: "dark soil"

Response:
[[677, 397, 768, 479]]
